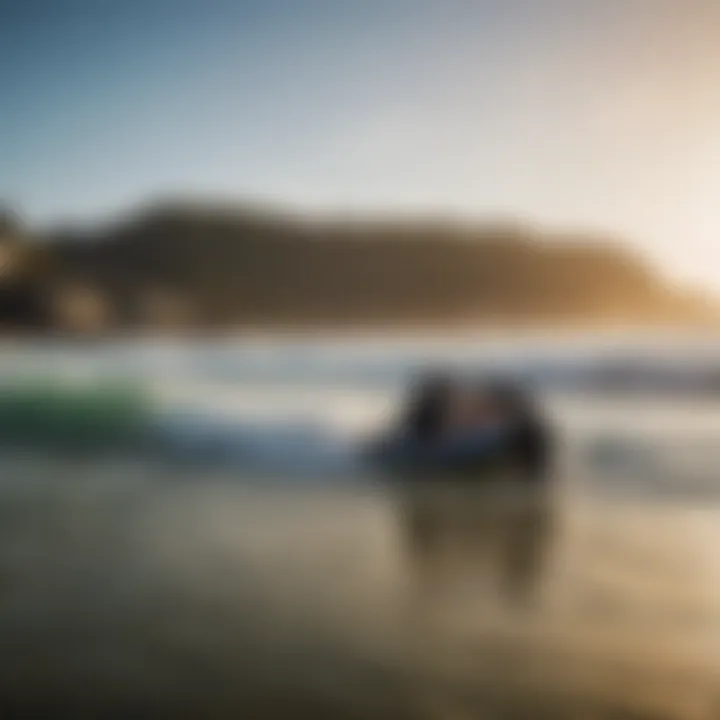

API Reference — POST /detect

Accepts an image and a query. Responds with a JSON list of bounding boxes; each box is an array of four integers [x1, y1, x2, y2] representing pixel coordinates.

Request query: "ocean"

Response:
[[0, 332, 718, 719]]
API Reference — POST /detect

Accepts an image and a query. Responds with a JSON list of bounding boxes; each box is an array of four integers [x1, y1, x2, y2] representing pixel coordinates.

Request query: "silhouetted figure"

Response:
[[489, 382, 553, 483], [397, 380, 555, 608], [401, 372, 453, 442]]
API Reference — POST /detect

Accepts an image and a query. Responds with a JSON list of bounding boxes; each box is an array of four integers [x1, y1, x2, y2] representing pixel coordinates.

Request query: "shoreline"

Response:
[[1, 319, 720, 345]]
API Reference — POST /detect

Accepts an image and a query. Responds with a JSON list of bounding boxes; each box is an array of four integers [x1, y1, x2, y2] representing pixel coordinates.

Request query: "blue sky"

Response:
[[4, 1, 720, 287]]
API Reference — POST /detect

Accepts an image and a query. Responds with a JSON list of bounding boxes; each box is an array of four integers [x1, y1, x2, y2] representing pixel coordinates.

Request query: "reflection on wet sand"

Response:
[[0, 454, 717, 720], [397, 480, 555, 609]]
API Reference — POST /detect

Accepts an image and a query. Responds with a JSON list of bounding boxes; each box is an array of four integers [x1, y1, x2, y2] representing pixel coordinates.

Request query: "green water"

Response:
[[0, 380, 153, 450]]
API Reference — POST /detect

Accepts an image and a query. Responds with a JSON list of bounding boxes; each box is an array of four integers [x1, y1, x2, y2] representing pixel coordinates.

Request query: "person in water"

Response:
[[426, 377, 550, 470], [488, 381, 553, 483], [400, 371, 454, 442], [398, 379, 555, 607], [445, 381, 490, 431], [374, 372, 552, 484]]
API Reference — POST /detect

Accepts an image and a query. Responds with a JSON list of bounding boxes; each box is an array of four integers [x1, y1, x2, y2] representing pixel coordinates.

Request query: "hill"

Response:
[[1, 202, 717, 332]]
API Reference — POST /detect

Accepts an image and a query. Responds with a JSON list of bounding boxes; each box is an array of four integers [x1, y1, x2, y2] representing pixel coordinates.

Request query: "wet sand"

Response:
[[0, 450, 717, 720]]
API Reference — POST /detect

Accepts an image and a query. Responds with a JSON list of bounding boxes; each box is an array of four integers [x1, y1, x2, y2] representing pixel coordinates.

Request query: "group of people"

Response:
[[395, 372, 552, 482]]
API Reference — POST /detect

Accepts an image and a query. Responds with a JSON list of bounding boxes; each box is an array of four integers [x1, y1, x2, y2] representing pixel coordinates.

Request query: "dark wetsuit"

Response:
[[402, 377, 452, 442], [510, 412, 552, 482]]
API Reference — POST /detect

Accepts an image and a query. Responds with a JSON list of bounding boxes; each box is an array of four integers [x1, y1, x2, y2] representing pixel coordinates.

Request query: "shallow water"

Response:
[[0, 336, 719, 719]]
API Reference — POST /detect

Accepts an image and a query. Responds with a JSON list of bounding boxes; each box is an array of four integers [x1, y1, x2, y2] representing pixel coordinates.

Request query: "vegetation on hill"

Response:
[[0, 202, 715, 332]]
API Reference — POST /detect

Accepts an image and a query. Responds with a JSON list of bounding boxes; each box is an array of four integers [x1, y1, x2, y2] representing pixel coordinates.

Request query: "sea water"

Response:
[[0, 333, 718, 719]]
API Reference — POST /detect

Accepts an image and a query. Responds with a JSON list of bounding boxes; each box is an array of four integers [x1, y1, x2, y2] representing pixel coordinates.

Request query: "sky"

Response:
[[4, 0, 720, 288]]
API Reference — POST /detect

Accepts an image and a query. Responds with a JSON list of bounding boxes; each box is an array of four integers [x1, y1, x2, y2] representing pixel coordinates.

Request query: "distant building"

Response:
[[51, 283, 111, 335], [0, 221, 54, 331]]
